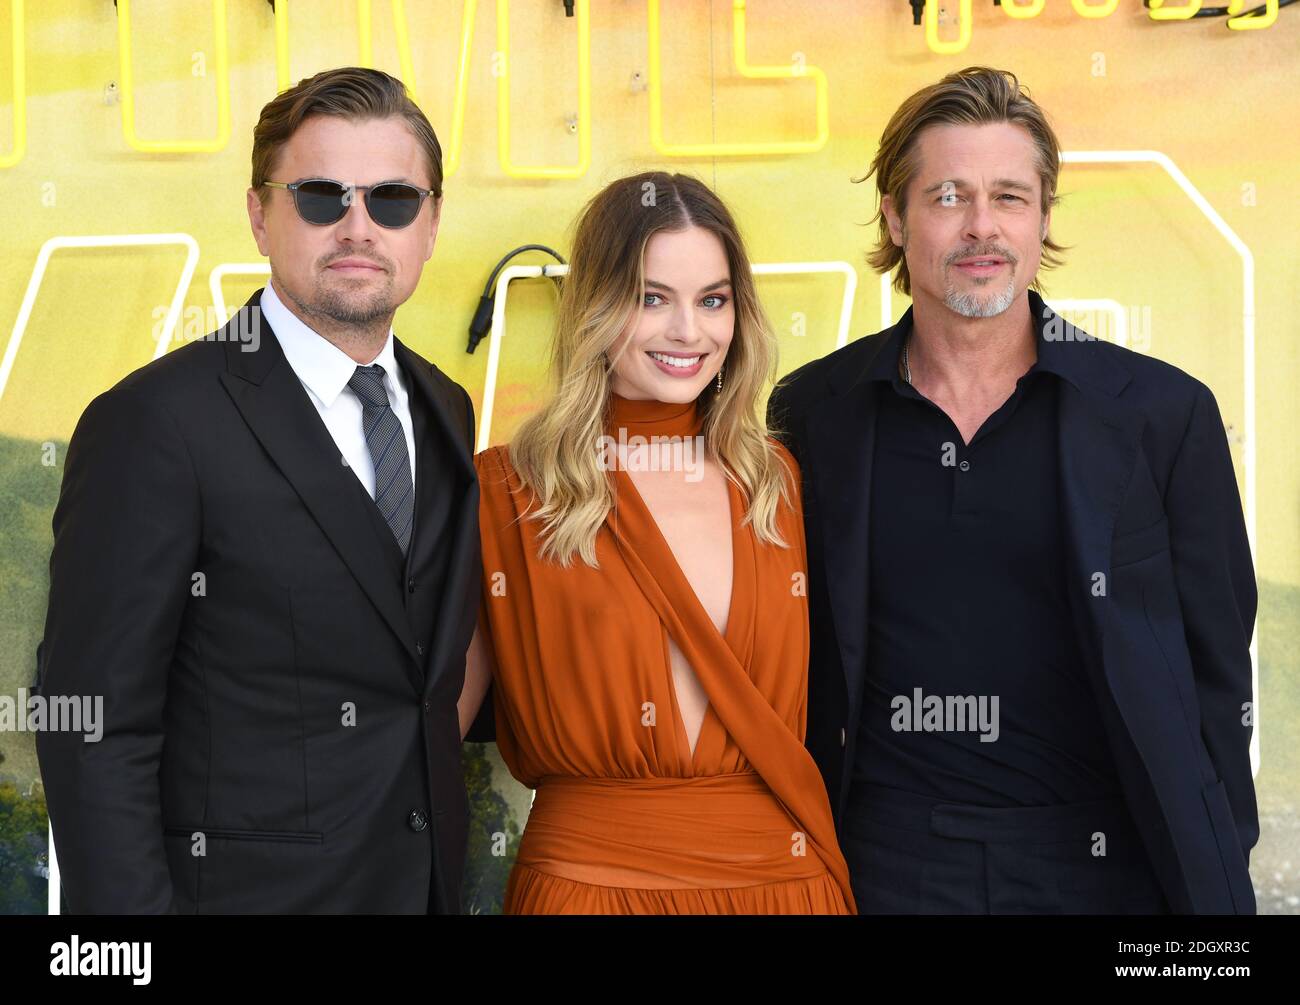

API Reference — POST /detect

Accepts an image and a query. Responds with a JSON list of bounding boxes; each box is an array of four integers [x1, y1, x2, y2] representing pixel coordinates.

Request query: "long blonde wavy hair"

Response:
[[508, 171, 794, 568]]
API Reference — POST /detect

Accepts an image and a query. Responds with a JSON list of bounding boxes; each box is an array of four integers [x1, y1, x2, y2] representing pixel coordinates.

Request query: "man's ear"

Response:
[[882, 194, 905, 248], [247, 188, 271, 257]]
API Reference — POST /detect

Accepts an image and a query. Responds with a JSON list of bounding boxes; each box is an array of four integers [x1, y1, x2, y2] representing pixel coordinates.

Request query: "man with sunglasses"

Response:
[[36, 67, 485, 914]]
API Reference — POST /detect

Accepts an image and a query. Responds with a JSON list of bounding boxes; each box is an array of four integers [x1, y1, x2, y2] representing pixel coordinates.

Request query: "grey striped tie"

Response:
[[348, 364, 414, 556]]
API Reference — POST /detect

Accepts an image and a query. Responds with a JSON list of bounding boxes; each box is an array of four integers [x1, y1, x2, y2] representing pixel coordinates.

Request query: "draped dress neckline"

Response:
[[603, 391, 753, 776], [598, 390, 855, 904]]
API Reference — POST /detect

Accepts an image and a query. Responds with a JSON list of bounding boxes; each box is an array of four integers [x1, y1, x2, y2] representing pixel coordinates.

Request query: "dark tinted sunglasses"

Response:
[[262, 177, 436, 229]]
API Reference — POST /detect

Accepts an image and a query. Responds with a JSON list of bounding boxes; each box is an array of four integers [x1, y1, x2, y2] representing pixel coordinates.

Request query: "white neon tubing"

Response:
[[0, 233, 200, 408], [209, 262, 271, 325], [1062, 150, 1258, 775], [1051, 298, 1129, 348]]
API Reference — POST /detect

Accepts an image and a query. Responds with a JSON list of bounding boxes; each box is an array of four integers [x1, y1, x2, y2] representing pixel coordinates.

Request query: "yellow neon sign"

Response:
[[931, 0, 1283, 50], [1229, 0, 1278, 29], [649, 0, 829, 157], [274, 0, 477, 178], [925, 0, 972, 55], [274, 0, 414, 88], [117, 0, 231, 153], [442, 0, 477, 176], [0, 0, 24, 168], [1147, 0, 1204, 18], [496, 0, 590, 179], [273, 1, 403, 89], [1001, 0, 1046, 17], [1071, 0, 1120, 17]]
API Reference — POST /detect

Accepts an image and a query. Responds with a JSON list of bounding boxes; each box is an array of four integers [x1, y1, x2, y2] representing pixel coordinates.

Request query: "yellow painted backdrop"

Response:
[[0, 0, 1296, 914]]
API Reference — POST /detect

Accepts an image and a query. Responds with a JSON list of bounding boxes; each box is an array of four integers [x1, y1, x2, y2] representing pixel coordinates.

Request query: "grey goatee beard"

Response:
[[943, 275, 1016, 318]]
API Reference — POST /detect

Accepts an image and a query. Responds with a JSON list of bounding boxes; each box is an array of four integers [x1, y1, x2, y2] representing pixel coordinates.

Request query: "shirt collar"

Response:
[[863, 318, 907, 386], [260, 280, 398, 408], [864, 289, 1070, 388]]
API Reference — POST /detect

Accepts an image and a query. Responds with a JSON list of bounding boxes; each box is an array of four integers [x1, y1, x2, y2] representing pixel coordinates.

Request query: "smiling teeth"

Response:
[[648, 352, 701, 368]]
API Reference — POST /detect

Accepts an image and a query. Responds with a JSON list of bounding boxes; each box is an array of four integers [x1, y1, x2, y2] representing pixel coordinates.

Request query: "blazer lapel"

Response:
[[804, 325, 902, 714], [392, 336, 479, 695], [393, 337, 473, 482], [216, 291, 420, 677], [1033, 291, 1145, 666], [1055, 379, 1143, 662], [1037, 298, 1220, 902]]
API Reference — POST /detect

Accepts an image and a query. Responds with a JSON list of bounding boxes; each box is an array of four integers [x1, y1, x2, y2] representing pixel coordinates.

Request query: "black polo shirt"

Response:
[[850, 315, 1122, 806]]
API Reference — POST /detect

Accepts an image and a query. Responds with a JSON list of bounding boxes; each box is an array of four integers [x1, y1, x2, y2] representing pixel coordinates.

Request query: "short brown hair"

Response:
[[857, 66, 1067, 297], [251, 66, 443, 205]]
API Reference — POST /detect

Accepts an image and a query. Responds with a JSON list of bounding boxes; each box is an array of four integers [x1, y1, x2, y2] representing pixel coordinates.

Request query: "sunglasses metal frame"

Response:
[[261, 177, 437, 229]]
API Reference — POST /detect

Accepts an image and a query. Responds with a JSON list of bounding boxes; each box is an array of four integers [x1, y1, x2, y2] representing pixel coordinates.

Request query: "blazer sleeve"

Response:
[[34, 383, 201, 913], [1164, 382, 1259, 862], [457, 382, 474, 453], [463, 646, 497, 743], [460, 388, 497, 745]]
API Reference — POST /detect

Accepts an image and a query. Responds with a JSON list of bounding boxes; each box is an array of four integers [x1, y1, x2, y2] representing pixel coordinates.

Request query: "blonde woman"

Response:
[[458, 172, 854, 914]]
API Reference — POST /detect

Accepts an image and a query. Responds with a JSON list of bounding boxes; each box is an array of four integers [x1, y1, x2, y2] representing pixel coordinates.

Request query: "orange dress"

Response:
[[474, 393, 855, 914]]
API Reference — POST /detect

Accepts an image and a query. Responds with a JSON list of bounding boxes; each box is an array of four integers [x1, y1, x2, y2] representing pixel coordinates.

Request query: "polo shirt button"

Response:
[[959, 460, 970, 472], [416, 642, 425, 656], [840, 727, 846, 747]]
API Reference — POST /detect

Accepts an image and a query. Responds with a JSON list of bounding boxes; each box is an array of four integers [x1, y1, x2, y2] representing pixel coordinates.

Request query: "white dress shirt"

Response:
[[259, 280, 417, 504]]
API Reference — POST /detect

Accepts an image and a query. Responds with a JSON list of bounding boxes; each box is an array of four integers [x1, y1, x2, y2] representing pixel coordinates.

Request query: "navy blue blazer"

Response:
[[768, 289, 1258, 914]]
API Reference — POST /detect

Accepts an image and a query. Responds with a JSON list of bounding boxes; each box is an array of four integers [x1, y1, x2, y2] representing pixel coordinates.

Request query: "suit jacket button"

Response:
[[423, 699, 432, 712], [408, 578, 416, 593], [416, 642, 425, 656], [408, 809, 429, 832]]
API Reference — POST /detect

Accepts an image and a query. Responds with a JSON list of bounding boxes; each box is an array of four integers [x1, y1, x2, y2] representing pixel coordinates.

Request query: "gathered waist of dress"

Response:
[[516, 771, 830, 890]]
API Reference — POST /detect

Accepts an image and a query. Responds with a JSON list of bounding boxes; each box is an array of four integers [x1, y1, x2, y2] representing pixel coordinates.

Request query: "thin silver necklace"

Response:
[[901, 335, 912, 384]]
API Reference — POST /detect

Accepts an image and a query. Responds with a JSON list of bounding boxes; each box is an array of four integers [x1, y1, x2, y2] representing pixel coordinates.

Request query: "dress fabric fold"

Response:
[[474, 392, 855, 914]]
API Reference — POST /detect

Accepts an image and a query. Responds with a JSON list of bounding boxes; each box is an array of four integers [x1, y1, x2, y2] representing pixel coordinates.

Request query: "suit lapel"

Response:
[[1055, 379, 1144, 665], [217, 291, 421, 683], [803, 322, 904, 713], [392, 336, 478, 695], [806, 377, 878, 715], [1032, 290, 1145, 663], [393, 337, 472, 481]]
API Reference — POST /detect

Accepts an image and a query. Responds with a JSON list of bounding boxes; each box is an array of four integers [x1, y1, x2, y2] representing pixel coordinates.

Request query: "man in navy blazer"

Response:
[[768, 67, 1257, 914]]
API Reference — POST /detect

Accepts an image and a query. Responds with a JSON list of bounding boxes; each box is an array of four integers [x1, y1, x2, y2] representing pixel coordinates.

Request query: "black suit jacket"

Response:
[[35, 289, 482, 914], [768, 289, 1259, 914]]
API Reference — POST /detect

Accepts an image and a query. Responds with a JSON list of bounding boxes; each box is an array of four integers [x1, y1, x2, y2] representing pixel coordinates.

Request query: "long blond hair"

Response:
[[508, 172, 793, 568]]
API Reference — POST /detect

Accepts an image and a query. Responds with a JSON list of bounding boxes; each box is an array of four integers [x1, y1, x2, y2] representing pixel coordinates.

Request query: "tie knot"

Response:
[[348, 364, 388, 408]]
